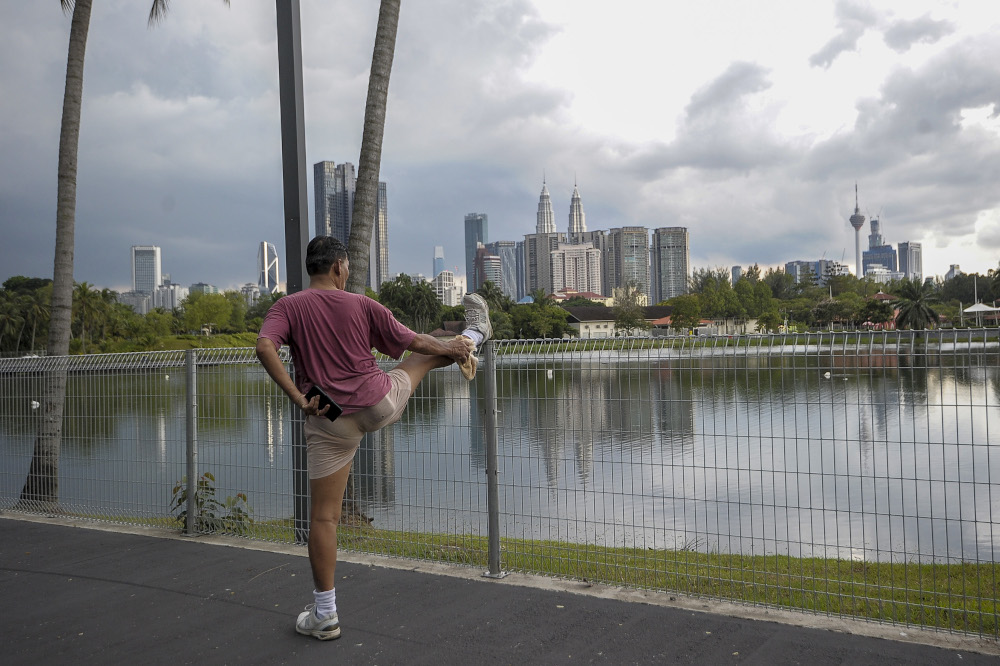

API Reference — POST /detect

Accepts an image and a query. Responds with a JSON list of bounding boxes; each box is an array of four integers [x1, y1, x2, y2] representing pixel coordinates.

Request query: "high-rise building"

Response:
[[606, 227, 650, 297], [433, 246, 445, 277], [523, 232, 563, 296], [550, 242, 602, 295], [189, 283, 218, 295], [898, 241, 922, 282], [945, 264, 962, 281], [313, 160, 388, 290], [240, 283, 260, 306], [731, 266, 742, 286], [786, 259, 849, 285], [131, 246, 162, 294], [485, 240, 522, 301], [464, 213, 488, 292], [848, 184, 866, 277], [314, 161, 354, 240], [863, 217, 897, 275], [372, 181, 389, 290], [650, 227, 688, 302], [153, 280, 188, 311], [567, 181, 587, 241], [651, 228, 689, 302], [536, 180, 555, 234], [476, 245, 503, 290], [430, 270, 462, 307], [257, 241, 280, 294]]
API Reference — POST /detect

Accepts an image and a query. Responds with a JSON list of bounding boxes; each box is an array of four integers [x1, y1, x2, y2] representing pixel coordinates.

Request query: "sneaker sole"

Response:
[[296, 625, 341, 640]]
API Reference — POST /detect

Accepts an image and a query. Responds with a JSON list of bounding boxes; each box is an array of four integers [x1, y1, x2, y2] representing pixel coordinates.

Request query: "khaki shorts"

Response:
[[303, 368, 413, 479]]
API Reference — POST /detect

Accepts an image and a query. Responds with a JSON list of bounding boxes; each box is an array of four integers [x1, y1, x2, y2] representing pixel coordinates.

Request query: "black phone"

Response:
[[304, 385, 344, 422]]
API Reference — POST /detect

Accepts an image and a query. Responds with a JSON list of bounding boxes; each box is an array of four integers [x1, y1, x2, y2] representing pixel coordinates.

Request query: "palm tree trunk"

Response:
[[345, 0, 400, 296], [20, 0, 92, 509]]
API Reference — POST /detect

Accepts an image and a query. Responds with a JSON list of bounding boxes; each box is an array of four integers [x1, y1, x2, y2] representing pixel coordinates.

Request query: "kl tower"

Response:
[[848, 184, 866, 277]]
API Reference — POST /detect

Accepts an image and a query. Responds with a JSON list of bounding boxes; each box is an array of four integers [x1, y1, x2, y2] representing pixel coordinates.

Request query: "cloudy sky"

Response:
[[1, 0, 998, 292]]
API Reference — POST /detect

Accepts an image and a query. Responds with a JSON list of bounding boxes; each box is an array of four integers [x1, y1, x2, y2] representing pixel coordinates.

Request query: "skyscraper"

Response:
[[464, 213, 488, 292], [550, 242, 602, 295], [372, 181, 389, 290], [314, 161, 354, 240], [863, 216, 897, 275], [606, 227, 650, 297], [485, 240, 522, 301], [131, 246, 162, 294], [650, 228, 689, 302], [536, 180, 555, 234], [433, 246, 445, 277], [567, 180, 587, 241], [258, 241, 280, 294], [848, 184, 866, 277], [313, 160, 388, 290], [898, 241, 923, 282]]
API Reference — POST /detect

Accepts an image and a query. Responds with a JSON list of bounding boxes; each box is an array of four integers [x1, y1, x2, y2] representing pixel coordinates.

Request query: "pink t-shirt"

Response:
[[258, 289, 416, 414]]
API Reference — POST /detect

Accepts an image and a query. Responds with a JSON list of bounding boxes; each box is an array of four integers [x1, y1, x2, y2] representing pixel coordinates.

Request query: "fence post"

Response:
[[482, 340, 506, 578], [185, 349, 198, 535]]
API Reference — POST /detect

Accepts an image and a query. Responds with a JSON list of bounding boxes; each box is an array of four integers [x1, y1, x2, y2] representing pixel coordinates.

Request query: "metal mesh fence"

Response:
[[1, 331, 998, 635]]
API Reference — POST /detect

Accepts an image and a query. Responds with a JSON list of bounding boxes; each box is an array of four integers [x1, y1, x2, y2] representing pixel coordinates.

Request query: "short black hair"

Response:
[[306, 236, 349, 276]]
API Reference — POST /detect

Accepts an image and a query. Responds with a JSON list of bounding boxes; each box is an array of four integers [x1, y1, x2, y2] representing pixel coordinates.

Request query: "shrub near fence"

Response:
[[1, 330, 999, 636]]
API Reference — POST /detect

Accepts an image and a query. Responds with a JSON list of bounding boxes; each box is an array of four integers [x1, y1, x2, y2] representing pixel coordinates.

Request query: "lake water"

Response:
[[2, 347, 998, 563]]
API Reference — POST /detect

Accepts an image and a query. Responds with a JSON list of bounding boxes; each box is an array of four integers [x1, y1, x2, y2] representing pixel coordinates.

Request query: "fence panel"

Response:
[[1, 331, 998, 636]]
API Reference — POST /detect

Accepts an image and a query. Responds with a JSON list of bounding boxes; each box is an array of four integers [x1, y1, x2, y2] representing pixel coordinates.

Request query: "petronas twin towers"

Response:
[[536, 178, 586, 237]]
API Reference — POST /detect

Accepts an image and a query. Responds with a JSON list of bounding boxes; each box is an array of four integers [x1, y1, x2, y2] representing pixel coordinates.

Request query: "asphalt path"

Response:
[[2, 516, 997, 665]]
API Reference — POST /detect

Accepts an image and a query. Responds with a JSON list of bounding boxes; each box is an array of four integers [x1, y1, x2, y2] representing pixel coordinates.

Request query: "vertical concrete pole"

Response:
[[275, 0, 310, 543]]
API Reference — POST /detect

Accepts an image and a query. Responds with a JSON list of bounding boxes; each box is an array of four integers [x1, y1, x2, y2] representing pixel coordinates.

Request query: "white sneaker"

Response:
[[295, 604, 341, 640], [462, 293, 492, 345]]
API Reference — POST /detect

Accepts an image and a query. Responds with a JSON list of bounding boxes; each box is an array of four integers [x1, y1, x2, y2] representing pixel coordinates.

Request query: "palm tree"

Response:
[[894, 278, 940, 331], [21, 0, 229, 509], [23, 288, 51, 353], [345, 0, 401, 295]]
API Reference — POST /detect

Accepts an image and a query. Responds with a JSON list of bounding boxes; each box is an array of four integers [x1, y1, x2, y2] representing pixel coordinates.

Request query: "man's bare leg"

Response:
[[395, 352, 453, 397], [308, 461, 353, 591]]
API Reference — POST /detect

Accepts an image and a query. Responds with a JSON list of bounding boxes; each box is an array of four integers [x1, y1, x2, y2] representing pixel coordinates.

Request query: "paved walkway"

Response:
[[2, 515, 997, 665]]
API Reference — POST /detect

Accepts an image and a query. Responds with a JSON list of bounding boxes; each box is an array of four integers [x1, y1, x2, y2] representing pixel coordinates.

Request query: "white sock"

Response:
[[462, 330, 483, 347], [314, 588, 336, 617]]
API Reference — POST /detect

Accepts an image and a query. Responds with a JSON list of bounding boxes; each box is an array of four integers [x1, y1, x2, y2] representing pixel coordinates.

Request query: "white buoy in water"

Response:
[[823, 371, 831, 379], [30, 400, 40, 410], [165, 374, 170, 380], [546, 369, 554, 379]]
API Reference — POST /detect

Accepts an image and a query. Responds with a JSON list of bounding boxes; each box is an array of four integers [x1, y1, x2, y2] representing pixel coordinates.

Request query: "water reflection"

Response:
[[1, 352, 998, 563]]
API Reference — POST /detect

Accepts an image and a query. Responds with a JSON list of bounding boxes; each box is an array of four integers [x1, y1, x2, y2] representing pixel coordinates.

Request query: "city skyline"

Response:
[[2, 2, 998, 293]]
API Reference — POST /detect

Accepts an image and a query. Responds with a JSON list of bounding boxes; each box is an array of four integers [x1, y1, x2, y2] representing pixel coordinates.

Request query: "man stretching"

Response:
[[256, 236, 492, 640]]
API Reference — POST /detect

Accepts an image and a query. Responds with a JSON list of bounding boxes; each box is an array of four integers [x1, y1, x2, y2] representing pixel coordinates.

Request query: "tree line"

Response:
[[664, 263, 1000, 333], [0, 275, 280, 356]]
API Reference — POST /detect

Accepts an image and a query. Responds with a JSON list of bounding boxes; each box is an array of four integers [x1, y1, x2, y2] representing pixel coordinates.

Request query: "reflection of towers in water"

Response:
[[848, 184, 866, 278], [652, 364, 695, 451], [355, 429, 395, 507], [561, 363, 610, 485]]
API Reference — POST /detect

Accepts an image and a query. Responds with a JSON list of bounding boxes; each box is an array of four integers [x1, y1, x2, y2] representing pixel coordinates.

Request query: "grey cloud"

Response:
[[883, 14, 955, 53], [624, 62, 787, 175], [810, 0, 880, 68]]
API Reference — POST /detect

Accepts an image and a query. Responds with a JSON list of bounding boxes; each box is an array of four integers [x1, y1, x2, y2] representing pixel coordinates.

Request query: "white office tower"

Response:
[[550, 243, 602, 295], [430, 270, 462, 307], [258, 241, 280, 295], [536, 179, 556, 234], [898, 241, 923, 282], [131, 246, 162, 294], [567, 181, 587, 241]]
